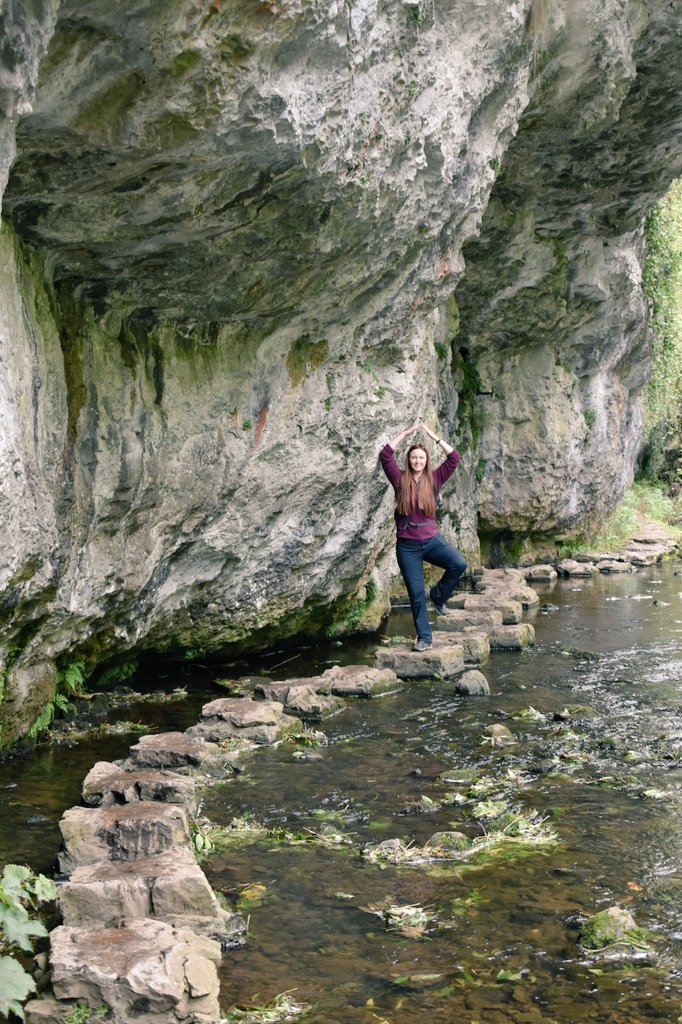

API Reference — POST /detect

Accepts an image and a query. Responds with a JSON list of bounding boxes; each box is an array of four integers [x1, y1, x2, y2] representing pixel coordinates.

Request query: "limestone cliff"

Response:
[[0, 0, 681, 745]]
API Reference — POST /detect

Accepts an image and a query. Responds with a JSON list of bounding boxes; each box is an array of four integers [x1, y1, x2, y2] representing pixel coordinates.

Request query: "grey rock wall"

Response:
[[0, 0, 681, 744]]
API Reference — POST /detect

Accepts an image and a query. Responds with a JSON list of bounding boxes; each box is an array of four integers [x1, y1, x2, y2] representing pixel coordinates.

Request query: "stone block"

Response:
[[58, 802, 191, 874], [49, 919, 221, 1023], [82, 762, 197, 813], [488, 623, 535, 650], [375, 642, 464, 679]]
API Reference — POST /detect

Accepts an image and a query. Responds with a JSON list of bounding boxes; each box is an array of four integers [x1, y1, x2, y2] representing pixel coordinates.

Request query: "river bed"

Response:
[[2, 564, 682, 1023]]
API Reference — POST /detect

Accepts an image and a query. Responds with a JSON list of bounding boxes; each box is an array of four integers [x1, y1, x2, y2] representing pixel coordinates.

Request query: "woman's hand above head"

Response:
[[386, 424, 421, 450], [419, 423, 454, 455]]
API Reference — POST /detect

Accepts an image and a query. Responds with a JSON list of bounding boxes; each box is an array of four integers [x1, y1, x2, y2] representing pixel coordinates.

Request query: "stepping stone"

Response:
[[45, 919, 221, 1024], [435, 608, 503, 632], [253, 682, 344, 720], [622, 548, 659, 567], [557, 558, 598, 577], [58, 802, 191, 874], [59, 848, 244, 948], [127, 732, 222, 770], [523, 564, 558, 583], [451, 597, 524, 624], [375, 642, 464, 680], [187, 697, 302, 744], [488, 623, 535, 650], [458, 633, 490, 665], [320, 664, 400, 697], [595, 559, 634, 573], [82, 762, 197, 814]]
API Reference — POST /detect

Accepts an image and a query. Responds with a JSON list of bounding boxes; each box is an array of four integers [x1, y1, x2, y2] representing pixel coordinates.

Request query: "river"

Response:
[[2, 563, 681, 1023]]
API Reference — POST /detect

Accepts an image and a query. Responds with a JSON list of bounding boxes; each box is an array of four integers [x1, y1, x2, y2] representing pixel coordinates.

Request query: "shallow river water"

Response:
[[2, 564, 682, 1024]]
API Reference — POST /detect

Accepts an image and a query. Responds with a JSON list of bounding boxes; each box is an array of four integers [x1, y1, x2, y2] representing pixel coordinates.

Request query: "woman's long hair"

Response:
[[397, 444, 436, 516]]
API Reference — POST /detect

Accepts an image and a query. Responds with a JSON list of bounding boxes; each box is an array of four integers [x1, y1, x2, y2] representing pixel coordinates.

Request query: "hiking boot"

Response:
[[412, 639, 432, 652], [429, 587, 448, 615]]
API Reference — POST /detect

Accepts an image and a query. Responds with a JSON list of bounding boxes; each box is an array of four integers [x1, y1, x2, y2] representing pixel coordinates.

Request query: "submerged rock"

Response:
[[483, 724, 515, 747], [579, 906, 641, 950], [455, 670, 491, 696], [423, 832, 472, 854]]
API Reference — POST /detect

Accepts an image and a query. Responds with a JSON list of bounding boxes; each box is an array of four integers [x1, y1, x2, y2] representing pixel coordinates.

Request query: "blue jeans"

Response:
[[396, 535, 467, 643]]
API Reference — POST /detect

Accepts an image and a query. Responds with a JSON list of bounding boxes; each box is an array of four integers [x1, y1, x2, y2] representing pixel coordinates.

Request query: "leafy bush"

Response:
[[0, 864, 57, 1020]]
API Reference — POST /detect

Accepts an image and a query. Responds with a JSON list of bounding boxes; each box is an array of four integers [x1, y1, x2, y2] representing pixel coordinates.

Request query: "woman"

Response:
[[379, 423, 466, 652]]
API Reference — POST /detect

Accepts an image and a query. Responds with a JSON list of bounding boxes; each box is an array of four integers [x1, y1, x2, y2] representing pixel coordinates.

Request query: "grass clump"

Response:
[[223, 991, 310, 1023]]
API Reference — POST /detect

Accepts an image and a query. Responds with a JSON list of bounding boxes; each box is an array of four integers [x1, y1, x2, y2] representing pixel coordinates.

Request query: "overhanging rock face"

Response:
[[1, 0, 681, 744]]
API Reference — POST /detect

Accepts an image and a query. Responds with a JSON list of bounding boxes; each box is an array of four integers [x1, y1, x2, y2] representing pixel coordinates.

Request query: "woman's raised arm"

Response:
[[420, 423, 454, 455], [385, 424, 420, 450]]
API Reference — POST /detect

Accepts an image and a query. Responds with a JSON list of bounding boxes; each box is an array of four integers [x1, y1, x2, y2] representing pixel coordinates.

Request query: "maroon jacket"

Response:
[[379, 443, 460, 540]]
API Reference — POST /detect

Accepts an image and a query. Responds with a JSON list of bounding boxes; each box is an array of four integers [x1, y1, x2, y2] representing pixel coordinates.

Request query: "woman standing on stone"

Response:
[[379, 423, 466, 652]]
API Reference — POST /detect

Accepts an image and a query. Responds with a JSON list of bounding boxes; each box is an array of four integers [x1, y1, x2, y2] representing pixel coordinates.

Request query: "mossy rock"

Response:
[[553, 704, 599, 720], [579, 906, 642, 949], [423, 831, 472, 853]]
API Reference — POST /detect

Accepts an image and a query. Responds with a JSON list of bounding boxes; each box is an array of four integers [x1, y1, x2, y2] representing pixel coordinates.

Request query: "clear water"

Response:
[[2, 564, 682, 1023]]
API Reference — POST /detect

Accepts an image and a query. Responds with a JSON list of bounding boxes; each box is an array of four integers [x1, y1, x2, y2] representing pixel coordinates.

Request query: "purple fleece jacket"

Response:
[[379, 443, 461, 540]]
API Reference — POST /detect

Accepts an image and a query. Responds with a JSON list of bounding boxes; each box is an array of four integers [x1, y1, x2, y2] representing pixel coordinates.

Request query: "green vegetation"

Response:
[[97, 659, 138, 688], [286, 335, 329, 386], [0, 864, 57, 1021], [455, 353, 489, 450], [28, 659, 88, 740], [223, 991, 311, 1024], [558, 479, 681, 556], [65, 1006, 109, 1024], [642, 179, 682, 480]]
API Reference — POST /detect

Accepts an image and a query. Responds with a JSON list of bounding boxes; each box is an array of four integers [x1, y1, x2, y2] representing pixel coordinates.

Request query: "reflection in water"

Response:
[[1, 565, 681, 1022]]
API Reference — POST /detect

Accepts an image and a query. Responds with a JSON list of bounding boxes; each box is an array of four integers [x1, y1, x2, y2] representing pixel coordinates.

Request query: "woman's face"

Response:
[[408, 447, 427, 474]]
